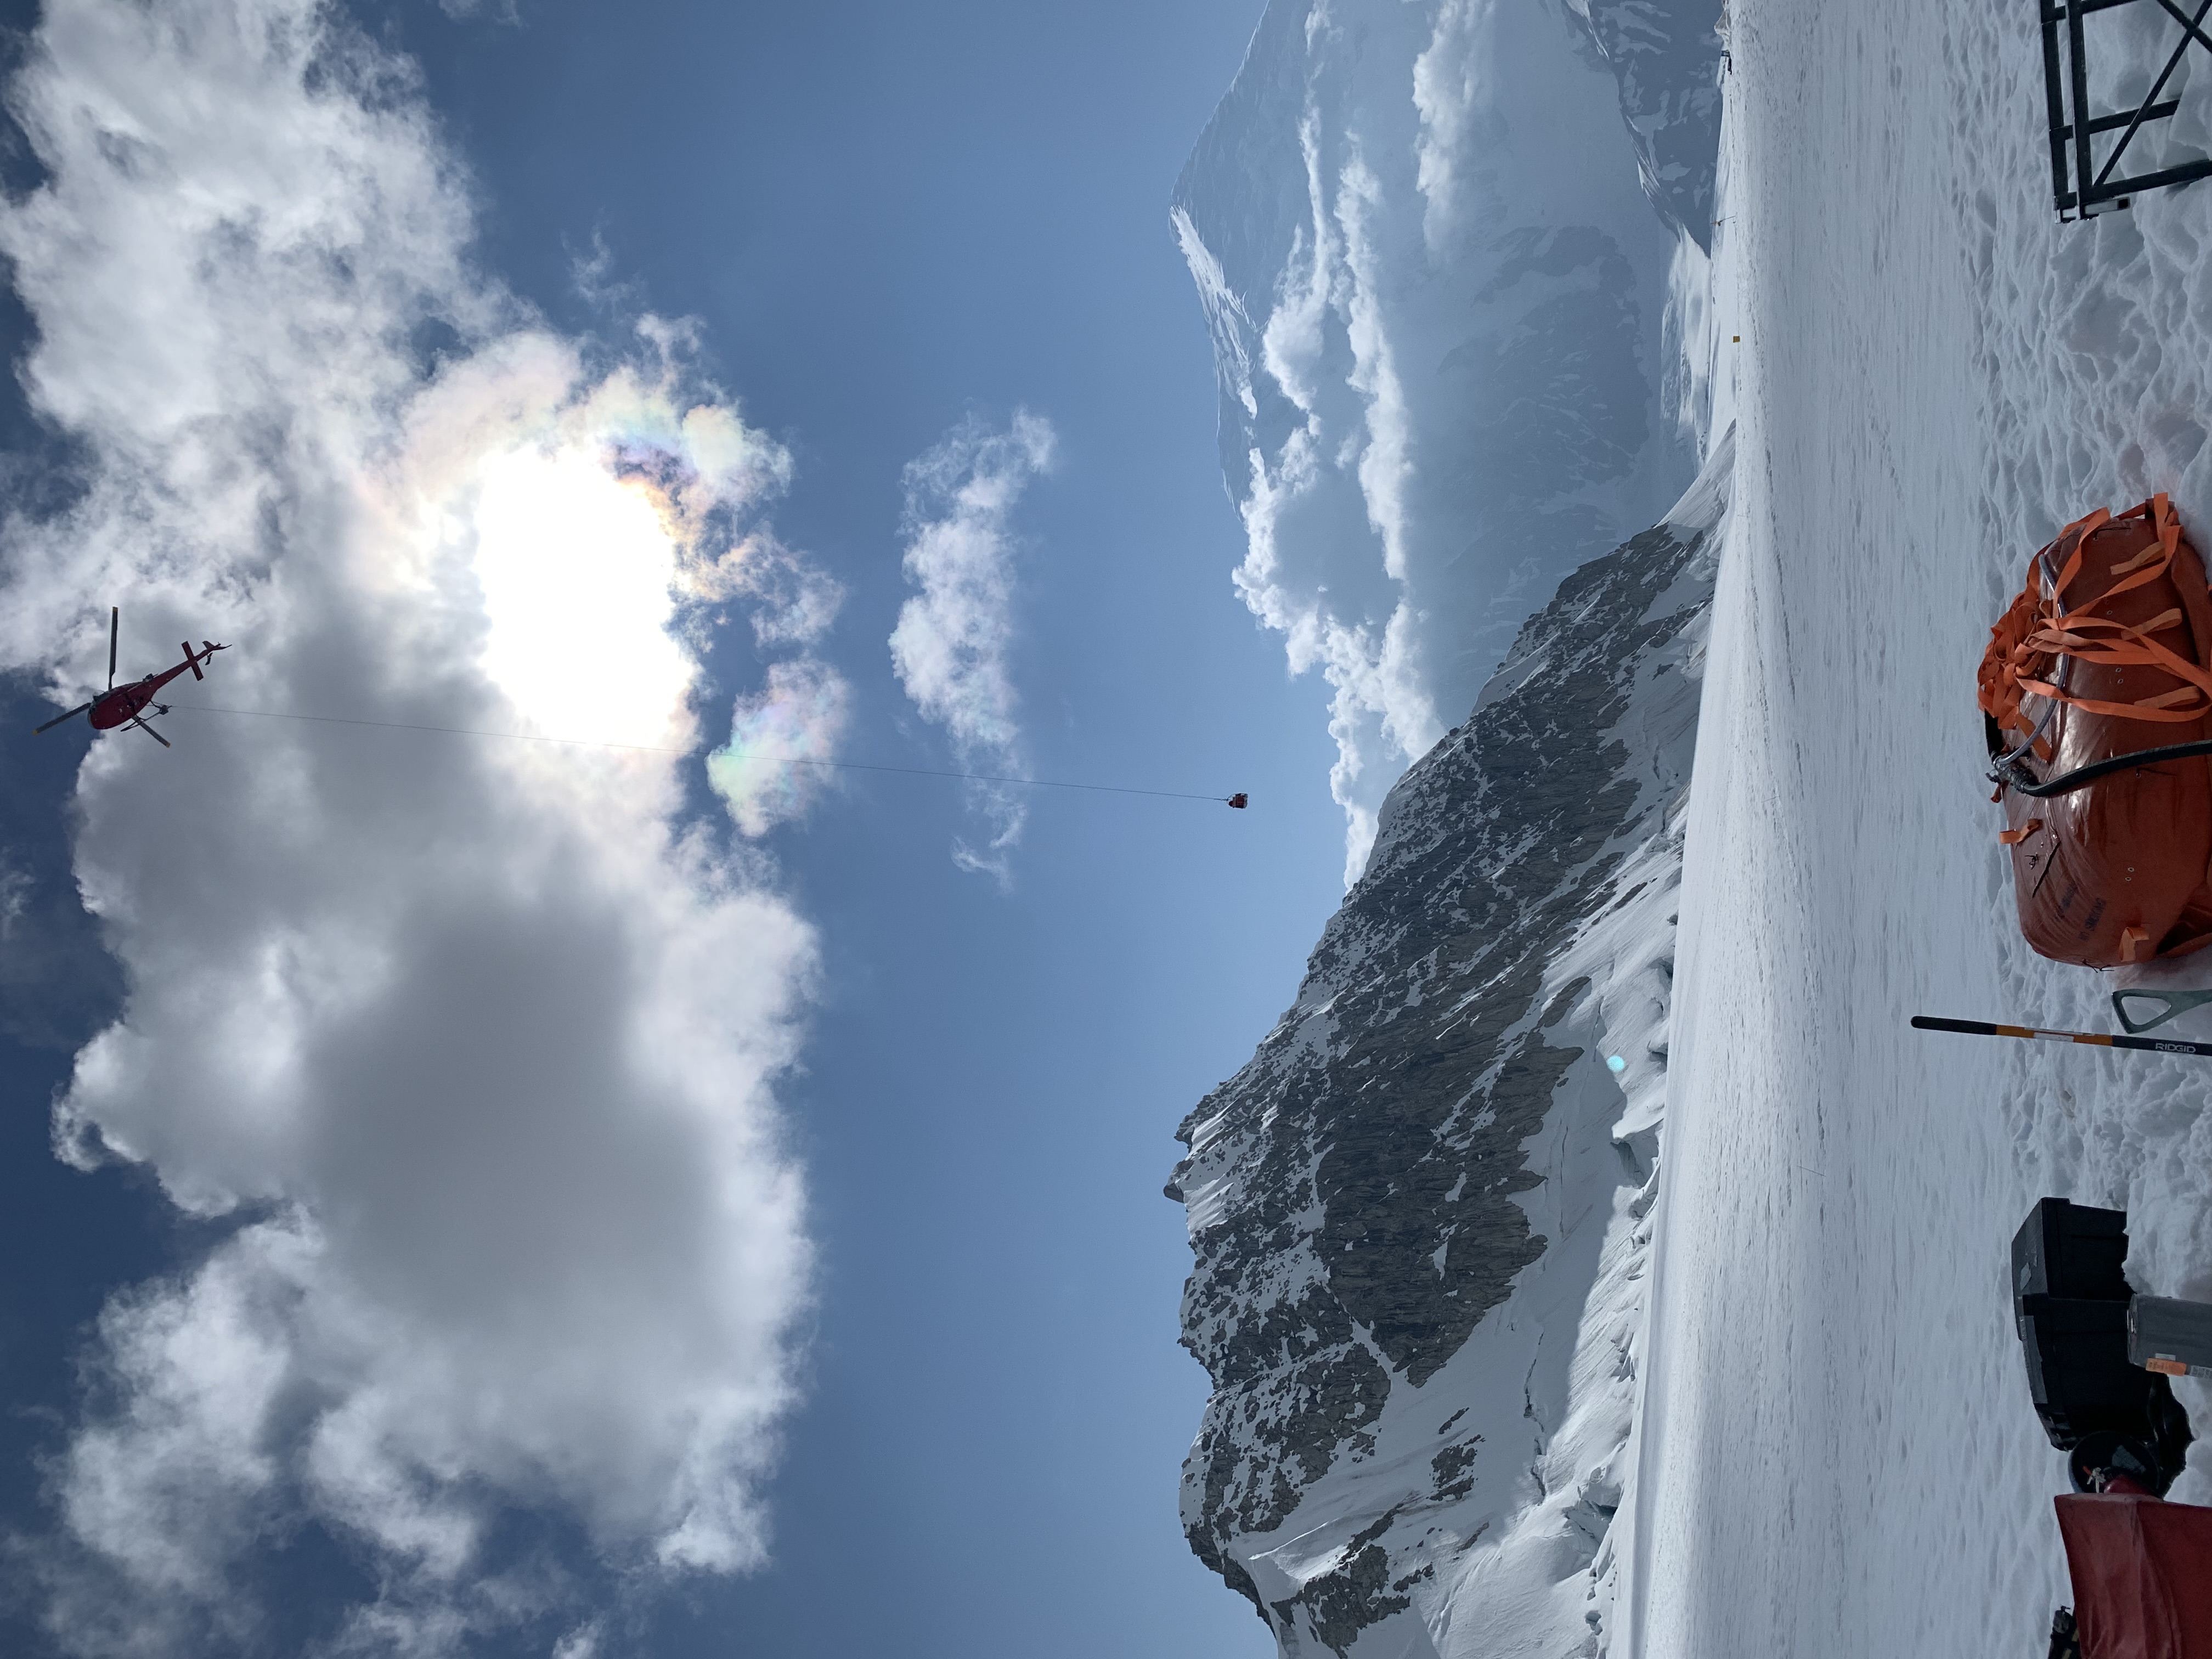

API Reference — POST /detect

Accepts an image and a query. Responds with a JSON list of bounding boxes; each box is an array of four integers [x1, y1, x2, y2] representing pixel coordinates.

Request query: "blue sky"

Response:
[[0, 0, 1359, 1654]]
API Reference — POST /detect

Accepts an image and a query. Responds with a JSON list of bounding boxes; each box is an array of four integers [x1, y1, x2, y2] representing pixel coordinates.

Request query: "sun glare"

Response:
[[470, 445, 696, 749]]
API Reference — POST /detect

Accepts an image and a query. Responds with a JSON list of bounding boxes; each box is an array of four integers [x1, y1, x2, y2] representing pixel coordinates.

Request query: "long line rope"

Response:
[[161, 701, 1238, 804]]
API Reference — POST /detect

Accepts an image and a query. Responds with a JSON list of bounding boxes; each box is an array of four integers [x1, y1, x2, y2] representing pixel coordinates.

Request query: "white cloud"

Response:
[[1173, 0, 1689, 882], [735, 541, 844, 650], [708, 657, 851, 837], [887, 410, 1056, 881], [1, 1, 823, 1650], [0, 857, 29, 935]]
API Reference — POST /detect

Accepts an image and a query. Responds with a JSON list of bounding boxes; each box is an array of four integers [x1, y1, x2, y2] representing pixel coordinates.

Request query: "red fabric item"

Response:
[[2057, 1493, 2212, 1658], [1983, 496, 2212, 967]]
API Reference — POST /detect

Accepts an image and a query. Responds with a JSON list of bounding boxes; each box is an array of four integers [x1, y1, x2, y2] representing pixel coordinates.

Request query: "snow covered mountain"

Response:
[[1562, 1, 1726, 250], [1168, 436, 1729, 1658], [1172, 0, 1720, 877], [1169, 3, 1728, 1654], [1178, 0, 2212, 1654]]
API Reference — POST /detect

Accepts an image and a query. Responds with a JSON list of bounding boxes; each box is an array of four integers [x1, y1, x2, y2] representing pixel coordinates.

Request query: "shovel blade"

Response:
[[2112, 988, 2212, 1035]]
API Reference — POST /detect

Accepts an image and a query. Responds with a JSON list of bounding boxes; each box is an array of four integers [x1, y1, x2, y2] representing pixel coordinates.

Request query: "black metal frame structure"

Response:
[[2044, 0, 2212, 218]]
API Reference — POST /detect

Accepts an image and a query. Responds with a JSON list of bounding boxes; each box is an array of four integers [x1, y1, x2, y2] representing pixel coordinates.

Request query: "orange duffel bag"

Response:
[[1981, 495, 2212, 967]]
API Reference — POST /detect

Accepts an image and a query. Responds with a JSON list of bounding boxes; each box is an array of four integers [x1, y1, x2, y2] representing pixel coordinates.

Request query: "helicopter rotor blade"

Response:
[[108, 606, 118, 690], [130, 716, 170, 749], [32, 702, 92, 735]]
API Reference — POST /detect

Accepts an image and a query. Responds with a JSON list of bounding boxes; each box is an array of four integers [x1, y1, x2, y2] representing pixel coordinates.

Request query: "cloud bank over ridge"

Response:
[[0, 1, 830, 1651], [1175, 0, 1694, 878]]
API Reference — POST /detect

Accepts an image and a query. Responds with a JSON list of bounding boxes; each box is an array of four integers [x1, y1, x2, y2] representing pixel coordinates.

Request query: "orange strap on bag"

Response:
[[1979, 497, 2212, 732]]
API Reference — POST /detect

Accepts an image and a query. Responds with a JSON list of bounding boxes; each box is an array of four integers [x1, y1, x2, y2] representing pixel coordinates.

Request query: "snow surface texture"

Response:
[[1173, 0, 1720, 879], [1168, 434, 1729, 1659], [1627, 4, 2212, 1656]]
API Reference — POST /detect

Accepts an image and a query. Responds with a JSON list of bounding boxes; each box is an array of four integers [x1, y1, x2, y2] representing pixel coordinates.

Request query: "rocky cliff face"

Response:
[[1565, 0, 1727, 249], [1166, 4, 1731, 1649], [1167, 438, 1731, 1658]]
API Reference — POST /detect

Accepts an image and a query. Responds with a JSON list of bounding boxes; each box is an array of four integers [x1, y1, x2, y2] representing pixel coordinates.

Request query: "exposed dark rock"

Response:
[[1573, 0, 1729, 249], [1169, 482, 1724, 1651]]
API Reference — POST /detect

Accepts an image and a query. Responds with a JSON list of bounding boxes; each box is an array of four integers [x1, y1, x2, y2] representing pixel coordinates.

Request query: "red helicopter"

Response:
[[33, 607, 227, 749]]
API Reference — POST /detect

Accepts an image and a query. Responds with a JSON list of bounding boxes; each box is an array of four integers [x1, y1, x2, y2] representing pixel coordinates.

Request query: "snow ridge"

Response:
[[1169, 437, 1731, 1658]]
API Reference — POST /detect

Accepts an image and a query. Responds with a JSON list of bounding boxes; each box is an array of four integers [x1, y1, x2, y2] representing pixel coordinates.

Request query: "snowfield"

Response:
[[1629, 2, 2212, 1655]]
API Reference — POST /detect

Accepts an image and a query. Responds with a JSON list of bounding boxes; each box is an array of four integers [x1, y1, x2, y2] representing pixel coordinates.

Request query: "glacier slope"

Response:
[[1633, 4, 2212, 1656]]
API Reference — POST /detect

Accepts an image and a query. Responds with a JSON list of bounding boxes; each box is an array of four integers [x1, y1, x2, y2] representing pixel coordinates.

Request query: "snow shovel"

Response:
[[2112, 988, 2212, 1035], [1912, 1014, 2212, 1058]]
